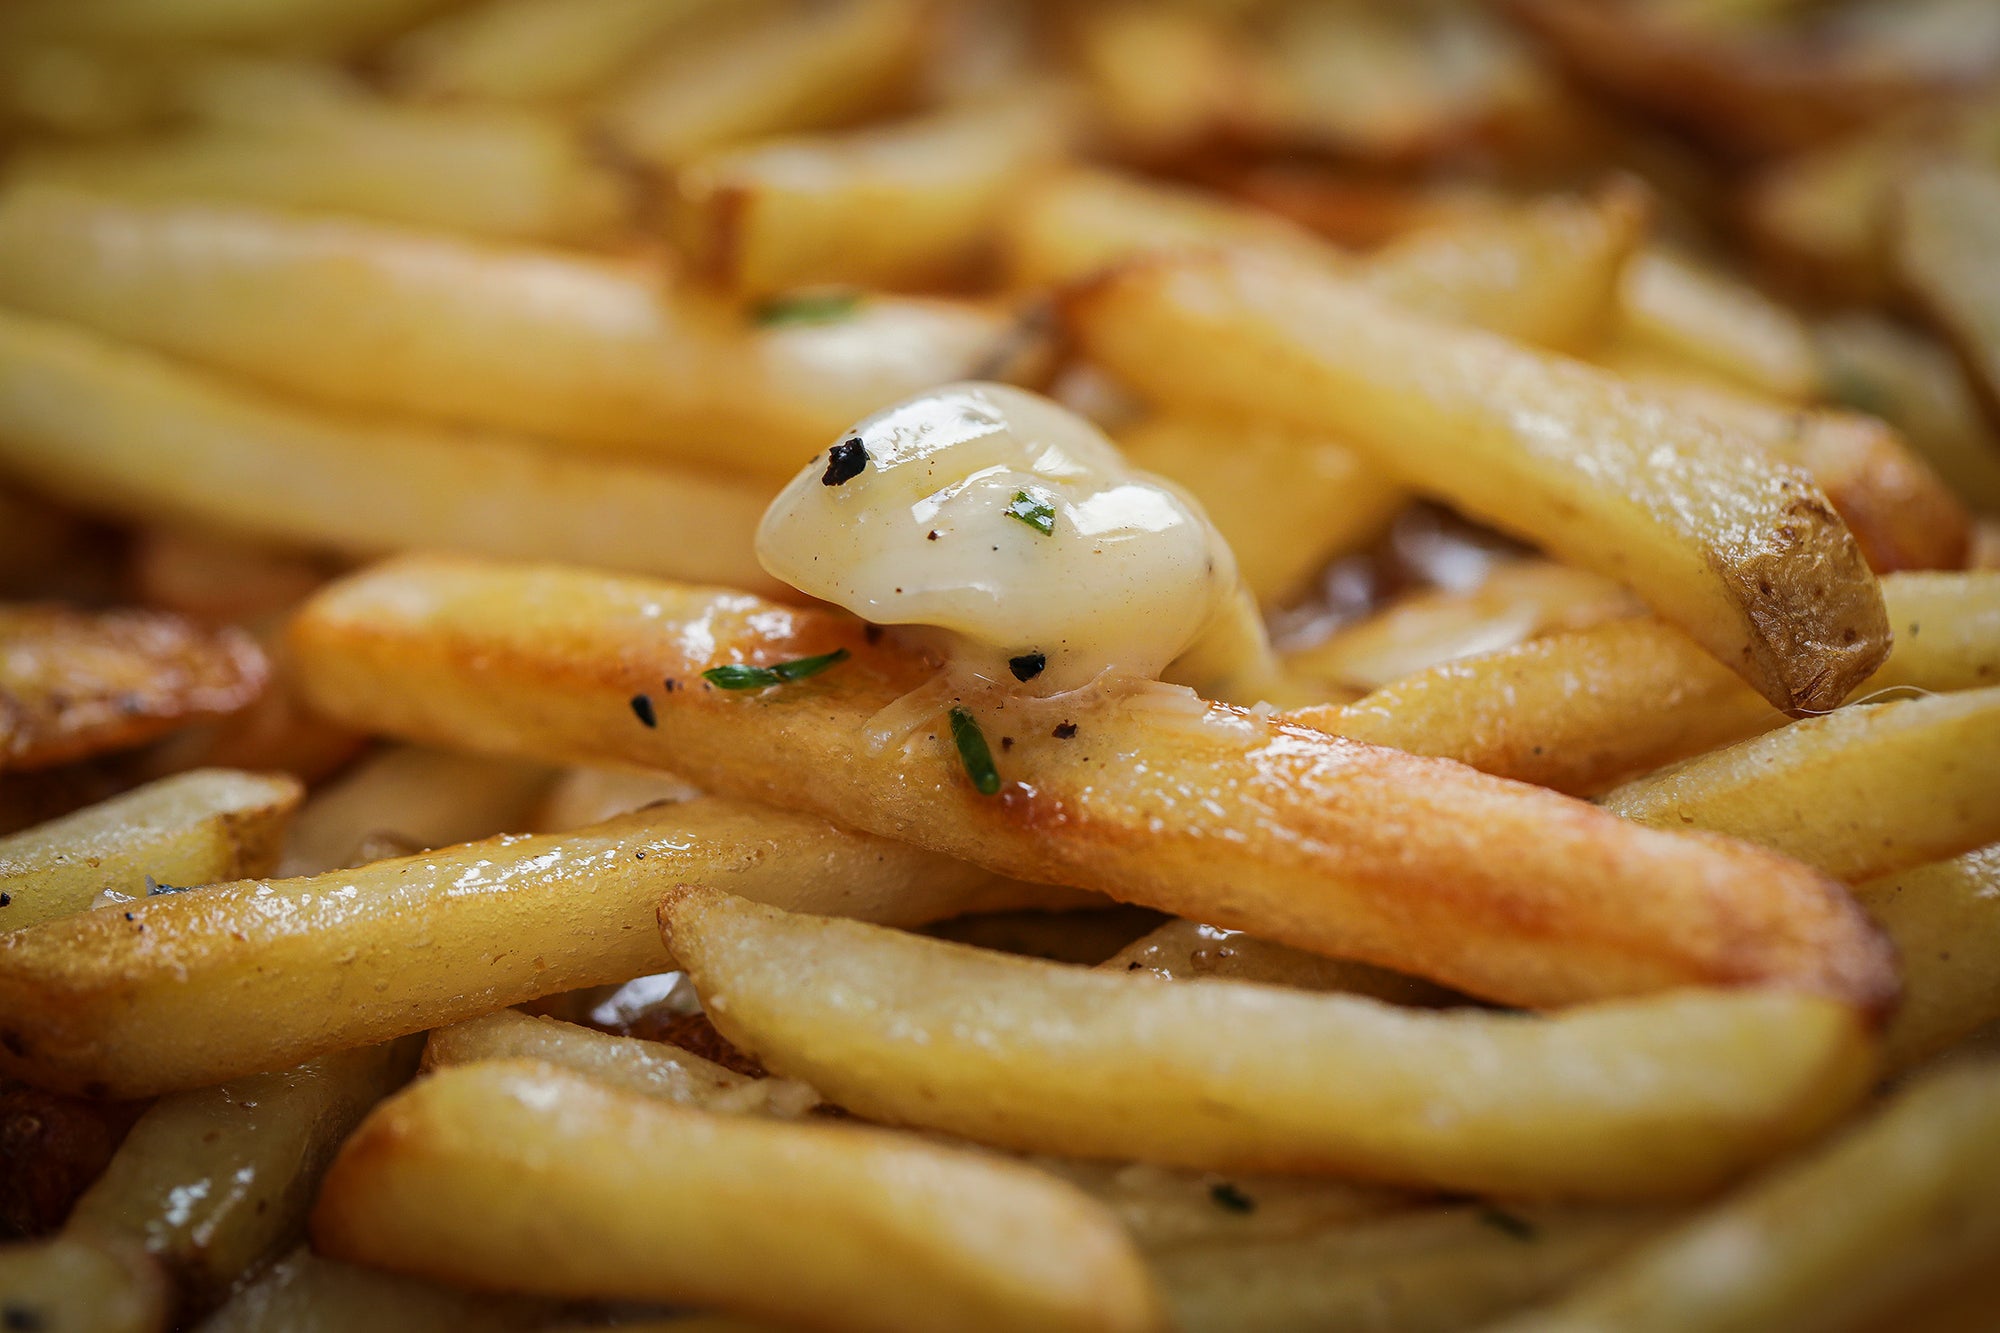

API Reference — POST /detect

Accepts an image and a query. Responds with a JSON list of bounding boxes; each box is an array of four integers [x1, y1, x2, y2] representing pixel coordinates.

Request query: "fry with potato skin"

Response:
[[662, 888, 1876, 1200], [311, 1060, 1166, 1333], [0, 605, 267, 773], [0, 768, 300, 931], [0, 798, 1057, 1098], [289, 554, 1898, 1014], [1063, 251, 1889, 713]]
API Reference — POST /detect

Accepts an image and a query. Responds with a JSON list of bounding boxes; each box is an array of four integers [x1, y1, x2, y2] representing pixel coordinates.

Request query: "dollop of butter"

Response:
[[757, 382, 1243, 695]]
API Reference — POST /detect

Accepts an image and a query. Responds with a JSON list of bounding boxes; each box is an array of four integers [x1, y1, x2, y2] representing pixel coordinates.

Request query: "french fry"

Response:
[[275, 746, 550, 877], [0, 1081, 143, 1239], [599, 0, 931, 170], [0, 768, 301, 932], [311, 1060, 1166, 1333], [1113, 415, 1404, 609], [0, 309, 781, 592], [531, 765, 703, 832], [0, 0, 455, 53], [1069, 4, 1245, 161], [1156, 1203, 1662, 1333], [61, 1042, 416, 1312], [130, 527, 331, 627], [1032, 1159, 1410, 1252], [0, 1236, 166, 1333], [0, 41, 173, 138], [1283, 561, 1641, 694], [1857, 844, 2000, 1069], [1064, 251, 1888, 713], [0, 184, 1040, 476], [662, 887, 1876, 1200], [1100, 919, 1458, 1009], [1896, 159, 2000, 424], [289, 554, 1898, 1012], [0, 605, 267, 773], [200, 1247, 551, 1333], [0, 797, 1062, 1098], [1613, 245, 1820, 402], [1485, 1060, 2000, 1333], [1601, 687, 2000, 885], [1294, 570, 2000, 795], [674, 93, 1073, 297], [384, 0, 724, 104]]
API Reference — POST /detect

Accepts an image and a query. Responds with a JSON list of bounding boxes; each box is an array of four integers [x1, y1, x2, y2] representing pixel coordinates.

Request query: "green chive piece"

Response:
[[702, 648, 850, 691], [949, 706, 1001, 795], [1004, 490, 1056, 536], [752, 290, 861, 327], [1477, 1207, 1537, 1242]]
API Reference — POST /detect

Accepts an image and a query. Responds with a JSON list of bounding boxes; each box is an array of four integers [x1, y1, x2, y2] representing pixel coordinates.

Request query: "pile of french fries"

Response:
[[2, 1, 1999, 1330]]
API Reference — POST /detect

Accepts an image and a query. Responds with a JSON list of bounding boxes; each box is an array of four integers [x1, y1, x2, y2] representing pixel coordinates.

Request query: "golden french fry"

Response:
[[530, 765, 703, 833], [599, 0, 930, 170], [1612, 245, 1820, 403], [384, 0, 723, 104], [0, 768, 301, 932], [662, 887, 1876, 1200], [1101, 919, 1458, 1009], [1156, 1203, 1663, 1333], [0, 0, 455, 52], [0, 309, 781, 593], [675, 93, 1072, 296], [1896, 159, 2000, 423], [0, 41, 173, 137], [0, 184, 1038, 477], [1113, 415, 1404, 608], [0, 797, 1057, 1098], [276, 746, 550, 877], [1857, 844, 2000, 1069], [1284, 561, 1641, 694], [129, 527, 330, 627], [0, 1236, 166, 1333], [200, 1246, 551, 1333], [1064, 251, 1888, 713], [63, 1042, 415, 1311], [1486, 1060, 2000, 1333], [0, 604, 266, 774], [1031, 1159, 1410, 1253], [290, 554, 1898, 1012], [1295, 570, 2000, 795], [1601, 687, 2000, 885], [1070, 5, 1245, 160], [312, 1060, 1166, 1333]]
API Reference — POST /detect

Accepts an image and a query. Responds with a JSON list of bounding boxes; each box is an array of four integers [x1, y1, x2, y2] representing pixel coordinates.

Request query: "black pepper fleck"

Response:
[[4, 1304, 46, 1332], [1209, 1182, 1256, 1213], [1000, 736, 1015, 751], [822, 438, 869, 486], [1008, 651, 1047, 682], [0, 893, 9, 907], [1052, 722, 1077, 739], [927, 530, 940, 541], [864, 624, 884, 645], [630, 694, 657, 727]]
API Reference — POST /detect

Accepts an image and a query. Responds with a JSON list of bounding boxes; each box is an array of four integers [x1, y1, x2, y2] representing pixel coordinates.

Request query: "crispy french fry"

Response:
[[1113, 415, 1404, 608], [1156, 1203, 1662, 1333], [1601, 687, 2000, 885], [1612, 245, 1820, 403], [63, 1042, 416, 1311], [384, 0, 723, 104], [674, 94, 1072, 297], [0, 768, 301, 932], [311, 1060, 1166, 1333], [0, 797, 1061, 1098], [599, 0, 930, 170], [0, 605, 267, 774], [0, 1236, 166, 1333], [1858, 844, 2000, 1069], [1283, 561, 1640, 693], [1295, 570, 2000, 794], [0, 184, 1039, 476], [1896, 159, 2000, 424], [663, 887, 1876, 1199], [0, 0, 455, 52], [0, 309, 780, 592], [276, 746, 550, 877], [289, 554, 1898, 1012], [531, 765, 703, 832], [199, 1247, 551, 1333], [1486, 1060, 2000, 1333], [1101, 919, 1457, 1009], [1064, 251, 1888, 713]]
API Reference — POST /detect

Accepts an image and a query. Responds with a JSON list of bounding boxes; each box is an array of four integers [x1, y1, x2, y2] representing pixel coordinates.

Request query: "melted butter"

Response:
[[759, 382, 1261, 696]]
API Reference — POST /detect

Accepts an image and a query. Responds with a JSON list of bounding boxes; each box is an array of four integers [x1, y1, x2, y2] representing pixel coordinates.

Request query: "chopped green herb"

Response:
[[1209, 1182, 1256, 1213], [948, 706, 1001, 795], [752, 290, 861, 327], [1004, 490, 1056, 536], [702, 648, 851, 691], [1478, 1207, 1537, 1242]]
